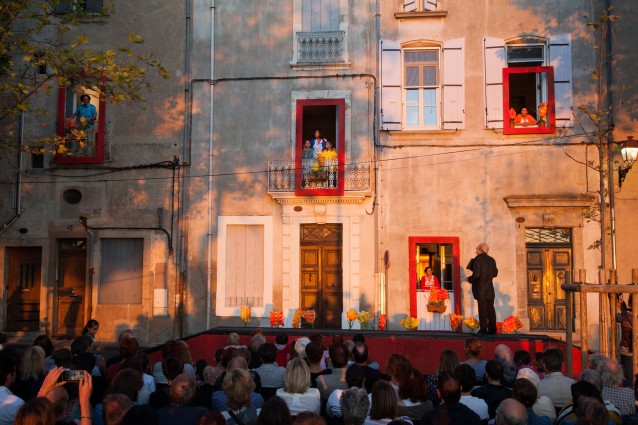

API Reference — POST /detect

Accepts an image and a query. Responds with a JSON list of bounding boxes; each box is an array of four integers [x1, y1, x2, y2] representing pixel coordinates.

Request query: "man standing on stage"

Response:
[[467, 243, 499, 335]]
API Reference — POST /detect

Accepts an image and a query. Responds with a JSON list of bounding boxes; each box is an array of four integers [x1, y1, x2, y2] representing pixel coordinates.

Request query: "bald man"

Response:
[[467, 243, 499, 335], [496, 399, 528, 425]]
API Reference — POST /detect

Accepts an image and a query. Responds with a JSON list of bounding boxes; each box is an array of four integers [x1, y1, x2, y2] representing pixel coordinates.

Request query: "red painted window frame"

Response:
[[55, 86, 106, 164], [295, 98, 345, 196], [503, 66, 555, 135], [408, 236, 461, 320]]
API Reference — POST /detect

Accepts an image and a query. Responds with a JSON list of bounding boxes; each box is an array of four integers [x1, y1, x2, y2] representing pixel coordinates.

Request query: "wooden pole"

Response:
[[600, 269, 608, 355], [566, 289, 573, 377], [632, 269, 638, 386], [610, 269, 617, 360], [581, 290, 589, 370]]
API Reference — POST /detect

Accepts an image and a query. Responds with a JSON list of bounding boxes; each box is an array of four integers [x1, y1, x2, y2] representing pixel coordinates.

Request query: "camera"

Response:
[[60, 370, 84, 382]]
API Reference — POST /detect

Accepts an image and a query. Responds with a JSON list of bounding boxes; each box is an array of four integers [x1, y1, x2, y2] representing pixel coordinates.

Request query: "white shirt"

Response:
[[142, 373, 156, 394], [0, 386, 25, 425], [460, 395, 489, 420], [276, 387, 321, 416]]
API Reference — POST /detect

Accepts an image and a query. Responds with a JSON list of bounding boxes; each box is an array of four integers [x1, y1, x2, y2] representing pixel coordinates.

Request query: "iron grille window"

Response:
[[525, 228, 572, 244]]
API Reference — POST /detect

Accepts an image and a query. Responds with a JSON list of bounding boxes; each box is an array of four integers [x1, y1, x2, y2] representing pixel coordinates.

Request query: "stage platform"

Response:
[[145, 327, 584, 378]]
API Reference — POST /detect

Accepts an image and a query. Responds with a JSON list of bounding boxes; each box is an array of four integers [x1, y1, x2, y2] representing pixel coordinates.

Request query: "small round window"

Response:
[[63, 189, 82, 205]]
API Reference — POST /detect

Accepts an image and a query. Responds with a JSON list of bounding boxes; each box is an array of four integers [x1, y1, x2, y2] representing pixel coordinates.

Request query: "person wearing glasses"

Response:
[[466, 243, 499, 335]]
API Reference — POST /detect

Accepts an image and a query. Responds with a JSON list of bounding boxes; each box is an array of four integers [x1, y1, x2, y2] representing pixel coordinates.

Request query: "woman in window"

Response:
[[311, 130, 326, 158], [420, 267, 440, 290], [514, 107, 537, 127], [302, 140, 314, 160]]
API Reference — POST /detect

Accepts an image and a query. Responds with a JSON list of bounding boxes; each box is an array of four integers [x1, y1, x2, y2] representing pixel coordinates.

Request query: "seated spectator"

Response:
[[253, 343, 286, 392], [73, 351, 107, 406], [425, 349, 459, 407], [304, 341, 328, 390], [0, 348, 25, 425], [574, 396, 609, 425], [13, 397, 55, 425], [317, 344, 349, 401], [249, 334, 267, 369], [352, 343, 382, 394], [511, 378, 552, 425], [221, 368, 258, 425], [515, 366, 555, 421], [35, 368, 93, 425], [225, 333, 246, 350], [471, 359, 512, 419], [94, 369, 145, 425], [536, 348, 576, 411], [121, 404, 159, 425], [256, 396, 292, 425], [108, 337, 140, 383], [106, 330, 135, 368], [212, 357, 264, 411], [454, 364, 489, 421], [33, 335, 56, 372], [555, 380, 621, 425], [103, 393, 132, 425], [276, 358, 320, 416], [157, 373, 208, 425], [514, 350, 543, 380], [341, 387, 370, 425], [212, 348, 238, 391], [327, 364, 366, 418], [44, 387, 69, 424], [589, 354, 609, 372], [206, 349, 226, 386], [421, 372, 481, 425], [150, 354, 185, 410], [13, 346, 46, 402], [397, 368, 432, 421], [232, 349, 262, 393], [494, 398, 528, 425], [462, 338, 488, 385], [274, 334, 290, 368], [600, 359, 635, 416], [365, 380, 409, 425], [494, 344, 517, 386], [152, 341, 196, 387], [385, 355, 411, 395], [294, 411, 327, 425]]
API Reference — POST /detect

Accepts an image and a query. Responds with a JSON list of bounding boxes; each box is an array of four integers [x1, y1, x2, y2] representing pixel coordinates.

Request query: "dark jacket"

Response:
[[467, 253, 498, 300], [421, 402, 482, 425]]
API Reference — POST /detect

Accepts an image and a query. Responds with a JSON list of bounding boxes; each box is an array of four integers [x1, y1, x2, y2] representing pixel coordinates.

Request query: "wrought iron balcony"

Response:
[[268, 159, 371, 193], [297, 31, 345, 63]]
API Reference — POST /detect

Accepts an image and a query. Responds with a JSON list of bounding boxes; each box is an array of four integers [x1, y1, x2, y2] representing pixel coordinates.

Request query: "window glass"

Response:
[[423, 89, 437, 126], [404, 49, 440, 128]]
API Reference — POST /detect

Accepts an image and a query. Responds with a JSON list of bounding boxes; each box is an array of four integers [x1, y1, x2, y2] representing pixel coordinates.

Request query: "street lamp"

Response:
[[619, 136, 638, 187]]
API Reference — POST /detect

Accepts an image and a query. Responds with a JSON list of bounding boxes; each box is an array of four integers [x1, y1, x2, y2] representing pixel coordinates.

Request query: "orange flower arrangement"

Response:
[[292, 309, 303, 328], [302, 309, 316, 328], [538, 103, 548, 119], [346, 309, 358, 329], [428, 288, 449, 306], [269, 310, 284, 327], [400, 316, 420, 331], [378, 313, 387, 331], [449, 313, 463, 331], [240, 306, 251, 327], [463, 317, 480, 331], [502, 315, 523, 333], [509, 108, 517, 119]]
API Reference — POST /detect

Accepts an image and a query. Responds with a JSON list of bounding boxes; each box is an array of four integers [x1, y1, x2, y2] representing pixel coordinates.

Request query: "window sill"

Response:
[[394, 11, 448, 19]]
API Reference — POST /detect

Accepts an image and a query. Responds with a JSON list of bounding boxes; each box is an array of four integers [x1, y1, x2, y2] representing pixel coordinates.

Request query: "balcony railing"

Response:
[[297, 31, 345, 63], [268, 159, 371, 192]]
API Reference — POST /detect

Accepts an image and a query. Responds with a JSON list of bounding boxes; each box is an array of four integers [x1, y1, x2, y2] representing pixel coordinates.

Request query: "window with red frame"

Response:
[[503, 66, 555, 135], [56, 86, 105, 164], [295, 99, 345, 196]]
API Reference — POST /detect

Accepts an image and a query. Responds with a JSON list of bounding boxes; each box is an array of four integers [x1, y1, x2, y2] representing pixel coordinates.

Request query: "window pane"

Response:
[[405, 51, 438, 63], [99, 239, 143, 304], [423, 66, 437, 86], [406, 90, 419, 126], [423, 89, 437, 126], [405, 66, 419, 87], [507, 45, 544, 63]]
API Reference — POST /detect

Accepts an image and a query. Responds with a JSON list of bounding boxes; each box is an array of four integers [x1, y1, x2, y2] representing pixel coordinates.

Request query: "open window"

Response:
[[295, 99, 345, 196], [56, 85, 105, 164], [503, 66, 555, 134]]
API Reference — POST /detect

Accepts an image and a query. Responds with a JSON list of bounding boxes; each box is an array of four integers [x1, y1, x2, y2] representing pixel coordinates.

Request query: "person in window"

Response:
[[514, 107, 537, 127], [72, 94, 97, 142], [302, 140, 314, 160], [311, 130, 326, 159], [420, 267, 441, 291]]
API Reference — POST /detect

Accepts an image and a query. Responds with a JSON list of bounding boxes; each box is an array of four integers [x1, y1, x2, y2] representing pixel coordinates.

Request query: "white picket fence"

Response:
[[416, 290, 454, 331]]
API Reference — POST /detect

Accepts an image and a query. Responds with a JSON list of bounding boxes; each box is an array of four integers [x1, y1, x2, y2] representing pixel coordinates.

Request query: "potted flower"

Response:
[[269, 310, 284, 327], [400, 316, 419, 331], [357, 311, 370, 330], [427, 288, 449, 313], [538, 103, 548, 127], [346, 309, 358, 329], [509, 107, 517, 127], [302, 309, 316, 328], [378, 313, 387, 331], [240, 305, 251, 327]]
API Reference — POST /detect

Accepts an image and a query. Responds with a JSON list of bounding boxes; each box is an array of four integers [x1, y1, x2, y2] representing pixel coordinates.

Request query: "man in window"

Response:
[[73, 94, 97, 143], [514, 107, 537, 127]]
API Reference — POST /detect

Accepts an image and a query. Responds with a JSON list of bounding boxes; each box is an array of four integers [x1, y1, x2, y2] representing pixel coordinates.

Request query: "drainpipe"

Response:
[[206, 0, 216, 330], [85, 226, 95, 320], [0, 112, 25, 236]]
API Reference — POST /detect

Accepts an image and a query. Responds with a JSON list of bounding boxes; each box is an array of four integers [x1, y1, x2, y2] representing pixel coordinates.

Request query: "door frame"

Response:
[[54, 239, 88, 336]]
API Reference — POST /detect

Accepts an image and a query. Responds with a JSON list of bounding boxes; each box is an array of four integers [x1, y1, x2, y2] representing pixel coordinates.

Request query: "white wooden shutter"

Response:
[[303, 0, 338, 31], [483, 37, 505, 129], [225, 225, 264, 307], [442, 38, 465, 130], [423, 0, 437, 11], [380, 40, 402, 131], [404, 0, 417, 12], [550, 34, 573, 127]]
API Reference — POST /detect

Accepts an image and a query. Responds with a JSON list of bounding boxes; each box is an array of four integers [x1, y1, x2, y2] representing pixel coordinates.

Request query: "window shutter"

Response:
[[442, 38, 465, 130], [404, 0, 417, 12], [380, 40, 402, 131], [550, 34, 573, 127], [225, 225, 264, 308], [423, 0, 437, 11], [483, 37, 505, 129]]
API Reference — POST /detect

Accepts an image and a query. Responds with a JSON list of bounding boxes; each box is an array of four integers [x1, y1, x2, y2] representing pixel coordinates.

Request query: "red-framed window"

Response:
[[503, 66, 555, 135], [295, 99, 345, 196], [408, 236, 461, 318], [56, 86, 105, 164]]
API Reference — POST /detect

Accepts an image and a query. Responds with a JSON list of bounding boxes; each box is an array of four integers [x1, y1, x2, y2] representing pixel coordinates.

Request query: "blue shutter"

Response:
[[550, 34, 573, 127], [483, 37, 505, 129], [380, 40, 402, 131], [442, 38, 465, 130]]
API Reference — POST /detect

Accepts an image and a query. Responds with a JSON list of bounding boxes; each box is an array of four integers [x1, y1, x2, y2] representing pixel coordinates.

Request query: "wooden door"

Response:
[[300, 224, 343, 329], [6, 247, 42, 331], [527, 247, 571, 330], [57, 241, 87, 336]]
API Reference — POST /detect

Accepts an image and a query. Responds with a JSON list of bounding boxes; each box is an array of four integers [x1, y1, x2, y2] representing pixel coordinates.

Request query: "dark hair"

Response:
[[259, 343, 278, 364], [485, 359, 504, 380], [107, 369, 143, 401], [119, 337, 139, 359], [82, 319, 99, 335], [195, 359, 208, 380], [309, 334, 323, 344], [352, 342, 369, 364], [425, 267, 433, 273], [386, 354, 412, 382], [0, 349, 19, 386], [14, 397, 55, 425], [122, 356, 144, 374], [214, 348, 225, 364], [293, 411, 327, 425], [398, 367, 428, 403], [514, 350, 532, 366], [352, 334, 366, 344], [220, 348, 236, 368], [73, 352, 97, 373], [275, 333, 288, 345], [437, 371, 461, 404], [305, 342, 324, 365], [542, 348, 564, 372], [256, 396, 292, 425], [161, 340, 182, 359], [574, 396, 609, 425], [370, 380, 398, 420], [136, 353, 150, 373], [121, 404, 159, 425], [512, 378, 537, 408], [71, 336, 92, 357], [198, 410, 227, 425], [53, 348, 72, 367], [162, 354, 185, 382], [329, 343, 349, 368], [33, 335, 54, 358], [454, 364, 477, 393], [345, 364, 366, 388], [571, 380, 604, 405], [80, 94, 91, 102]]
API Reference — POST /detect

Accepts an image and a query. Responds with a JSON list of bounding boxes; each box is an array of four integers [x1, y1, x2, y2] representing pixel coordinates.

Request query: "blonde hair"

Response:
[[283, 357, 311, 394], [464, 337, 483, 358], [222, 368, 255, 410], [20, 346, 45, 381]]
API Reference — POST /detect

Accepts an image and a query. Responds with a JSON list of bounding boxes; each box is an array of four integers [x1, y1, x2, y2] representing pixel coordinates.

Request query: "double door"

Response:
[[6, 247, 42, 331], [527, 246, 571, 330]]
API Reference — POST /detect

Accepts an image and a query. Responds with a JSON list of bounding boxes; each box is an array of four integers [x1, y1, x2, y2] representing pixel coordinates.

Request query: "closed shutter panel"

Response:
[[226, 225, 264, 308], [100, 239, 143, 304], [303, 0, 338, 31], [423, 0, 437, 11], [483, 37, 505, 129], [442, 38, 465, 130], [550, 34, 573, 127], [404, 0, 417, 12], [380, 40, 402, 131]]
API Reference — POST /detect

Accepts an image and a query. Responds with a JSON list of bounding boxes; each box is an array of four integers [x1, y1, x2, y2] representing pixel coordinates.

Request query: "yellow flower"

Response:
[[240, 305, 251, 326], [400, 316, 419, 330], [357, 311, 370, 324], [292, 309, 303, 328]]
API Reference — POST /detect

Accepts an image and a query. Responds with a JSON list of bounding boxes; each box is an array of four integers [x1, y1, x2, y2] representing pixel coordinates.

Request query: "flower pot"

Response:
[[427, 304, 447, 313]]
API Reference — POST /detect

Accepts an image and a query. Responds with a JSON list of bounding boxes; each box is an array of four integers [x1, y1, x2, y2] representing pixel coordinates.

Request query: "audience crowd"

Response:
[[1, 327, 637, 425]]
